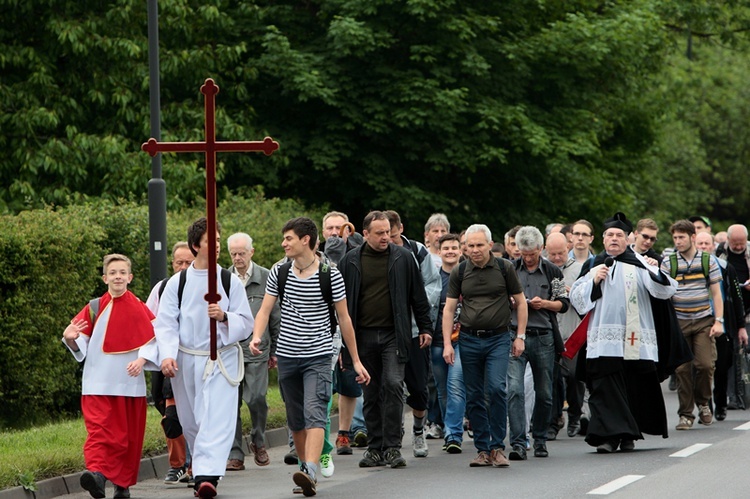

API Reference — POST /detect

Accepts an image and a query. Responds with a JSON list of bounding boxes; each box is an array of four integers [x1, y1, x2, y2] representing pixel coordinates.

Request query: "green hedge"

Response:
[[0, 190, 322, 429]]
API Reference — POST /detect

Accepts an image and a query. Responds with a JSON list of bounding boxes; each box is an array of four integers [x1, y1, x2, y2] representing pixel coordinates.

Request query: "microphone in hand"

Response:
[[604, 257, 614, 267]]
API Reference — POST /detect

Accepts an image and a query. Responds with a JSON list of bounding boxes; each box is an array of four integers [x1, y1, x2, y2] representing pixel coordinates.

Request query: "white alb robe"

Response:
[[64, 302, 159, 396], [154, 264, 254, 477]]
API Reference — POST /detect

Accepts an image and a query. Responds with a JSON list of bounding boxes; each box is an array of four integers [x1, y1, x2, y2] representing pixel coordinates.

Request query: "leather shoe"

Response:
[[533, 443, 549, 458], [80, 471, 106, 499], [508, 444, 527, 461], [716, 407, 727, 421], [251, 443, 270, 466], [567, 417, 581, 437], [113, 486, 130, 498], [225, 459, 245, 471]]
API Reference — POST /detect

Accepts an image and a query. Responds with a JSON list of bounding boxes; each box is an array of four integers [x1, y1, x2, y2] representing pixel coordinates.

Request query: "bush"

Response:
[[0, 209, 104, 427], [0, 191, 324, 428]]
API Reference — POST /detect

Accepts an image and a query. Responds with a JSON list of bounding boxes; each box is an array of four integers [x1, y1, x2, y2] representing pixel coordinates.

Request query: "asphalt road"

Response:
[[57, 382, 750, 498]]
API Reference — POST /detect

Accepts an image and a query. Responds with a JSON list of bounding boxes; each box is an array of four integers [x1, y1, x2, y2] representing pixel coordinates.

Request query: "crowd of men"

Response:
[[64, 210, 750, 499]]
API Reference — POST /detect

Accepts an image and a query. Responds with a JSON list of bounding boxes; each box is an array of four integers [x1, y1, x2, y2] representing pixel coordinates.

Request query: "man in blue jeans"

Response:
[[506, 226, 569, 460], [442, 224, 528, 468], [433, 233, 466, 453]]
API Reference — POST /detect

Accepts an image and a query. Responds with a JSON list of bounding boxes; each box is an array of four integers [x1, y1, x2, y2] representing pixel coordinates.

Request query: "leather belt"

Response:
[[515, 327, 551, 337], [460, 327, 508, 338]]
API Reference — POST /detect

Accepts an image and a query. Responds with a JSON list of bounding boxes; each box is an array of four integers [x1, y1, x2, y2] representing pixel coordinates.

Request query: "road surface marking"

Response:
[[669, 443, 711, 457], [587, 475, 645, 495], [733, 421, 750, 431]]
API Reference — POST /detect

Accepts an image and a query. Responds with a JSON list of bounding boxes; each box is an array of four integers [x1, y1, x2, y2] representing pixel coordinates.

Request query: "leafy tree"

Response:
[[3, 0, 749, 233]]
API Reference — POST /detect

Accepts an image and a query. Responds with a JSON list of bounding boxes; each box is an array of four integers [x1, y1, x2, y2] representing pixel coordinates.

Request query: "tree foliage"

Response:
[[2, 0, 750, 233]]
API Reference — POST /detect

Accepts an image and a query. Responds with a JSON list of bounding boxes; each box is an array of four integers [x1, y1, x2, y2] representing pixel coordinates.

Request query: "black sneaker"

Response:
[[384, 448, 407, 468], [80, 471, 106, 499], [445, 439, 462, 454], [284, 447, 299, 465], [164, 467, 187, 485], [359, 449, 385, 467], [508, 444, 527, 461]]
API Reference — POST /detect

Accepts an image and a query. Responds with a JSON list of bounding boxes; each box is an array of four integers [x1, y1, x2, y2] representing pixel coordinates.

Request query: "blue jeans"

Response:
[[459, 331, 511, 452], [507, 332, 555, 447], [431, 343, 465, 443], [351, 395, 366, 435]]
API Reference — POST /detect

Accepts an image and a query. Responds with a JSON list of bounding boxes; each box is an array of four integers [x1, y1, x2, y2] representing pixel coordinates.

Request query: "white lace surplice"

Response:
[[569, 260, 676, 361]]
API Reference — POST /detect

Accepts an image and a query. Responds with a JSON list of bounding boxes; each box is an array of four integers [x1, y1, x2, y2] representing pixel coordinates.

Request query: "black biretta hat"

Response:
[[603, 212, 633, 234]]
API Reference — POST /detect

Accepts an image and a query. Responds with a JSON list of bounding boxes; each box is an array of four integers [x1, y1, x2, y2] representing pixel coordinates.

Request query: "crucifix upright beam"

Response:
[[142, 77, 279, 360]]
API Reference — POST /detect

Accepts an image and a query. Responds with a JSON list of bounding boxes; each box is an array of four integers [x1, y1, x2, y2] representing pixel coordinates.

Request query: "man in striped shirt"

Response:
[[661, 219, 723, 431], [250, 217, 369, 497]]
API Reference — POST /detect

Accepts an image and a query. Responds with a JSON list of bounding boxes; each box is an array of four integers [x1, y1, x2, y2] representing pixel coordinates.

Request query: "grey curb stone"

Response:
[[1, 416, 338, 499]]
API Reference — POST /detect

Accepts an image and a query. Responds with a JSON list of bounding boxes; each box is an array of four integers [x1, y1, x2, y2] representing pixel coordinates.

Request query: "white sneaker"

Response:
[[412, 432, 429, 457], [320, 454, 334, 478], [425, 424, 444, 440]]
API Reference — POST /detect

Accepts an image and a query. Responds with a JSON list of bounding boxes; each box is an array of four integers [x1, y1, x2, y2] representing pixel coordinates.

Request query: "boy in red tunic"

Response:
[[62, 254, 159, 498]]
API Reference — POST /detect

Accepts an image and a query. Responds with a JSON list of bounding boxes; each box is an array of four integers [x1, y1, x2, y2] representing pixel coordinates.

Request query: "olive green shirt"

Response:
[[447, 256, 522, 330]]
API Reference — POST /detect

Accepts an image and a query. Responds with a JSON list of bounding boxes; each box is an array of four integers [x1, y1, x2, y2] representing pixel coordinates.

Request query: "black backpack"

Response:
[[276, 261, 337, 335]]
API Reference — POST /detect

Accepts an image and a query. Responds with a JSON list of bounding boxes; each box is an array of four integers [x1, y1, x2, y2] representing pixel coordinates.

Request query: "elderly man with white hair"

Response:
[[442, 224, 527, 468]]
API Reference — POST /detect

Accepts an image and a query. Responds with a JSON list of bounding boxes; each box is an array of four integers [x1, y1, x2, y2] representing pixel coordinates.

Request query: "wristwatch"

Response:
[[516, 334, 526, 341], [221, 312, 228, 323], [716, 317, 724, 323]]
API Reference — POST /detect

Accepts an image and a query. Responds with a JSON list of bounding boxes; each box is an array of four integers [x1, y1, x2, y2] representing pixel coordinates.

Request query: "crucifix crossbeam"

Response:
[[142, 77, 279, 360]]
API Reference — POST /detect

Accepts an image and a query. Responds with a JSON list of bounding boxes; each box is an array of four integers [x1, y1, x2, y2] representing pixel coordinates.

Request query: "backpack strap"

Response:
[[176, 268, 232, 309], [319, 262, 333, 305], [701, 251, 711, 282], [669, 252, 678, 280], [276, 261, 293, 304], [220, 268, 232, 298], [88, 298, 101, 326], [177, 269, 187, 309], [157, 277, 169, 300], [318, 262, 337, 335], [457, 260, 468, 296], [495, 257, 508, 279]]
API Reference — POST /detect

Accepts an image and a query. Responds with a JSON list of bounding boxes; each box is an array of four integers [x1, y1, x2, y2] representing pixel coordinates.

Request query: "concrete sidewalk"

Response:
[[0, 417, 338, 499]]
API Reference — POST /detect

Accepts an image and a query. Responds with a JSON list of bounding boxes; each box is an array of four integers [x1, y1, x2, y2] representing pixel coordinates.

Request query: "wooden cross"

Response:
[[627, 331, 637, 346], [142, 78, 279, 360]]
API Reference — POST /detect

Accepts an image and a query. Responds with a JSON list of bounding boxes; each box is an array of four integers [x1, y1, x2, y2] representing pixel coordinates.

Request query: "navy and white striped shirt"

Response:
[[266, 264, 345, 358]]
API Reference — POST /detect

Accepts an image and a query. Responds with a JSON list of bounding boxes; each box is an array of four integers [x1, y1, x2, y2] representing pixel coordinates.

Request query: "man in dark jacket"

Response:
[[339, 210, 434, 469]]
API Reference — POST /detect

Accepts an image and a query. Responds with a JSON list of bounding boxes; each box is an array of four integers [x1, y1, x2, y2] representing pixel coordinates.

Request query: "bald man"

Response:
[[717, 225, 750, 413], [545, 231, 586, 438]]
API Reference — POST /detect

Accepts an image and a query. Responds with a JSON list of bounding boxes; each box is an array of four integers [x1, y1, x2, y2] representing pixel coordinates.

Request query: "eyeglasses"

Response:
[[572, 232, 592, 238], [640, 234, 658, 242]]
